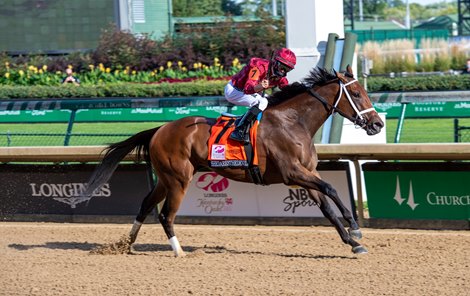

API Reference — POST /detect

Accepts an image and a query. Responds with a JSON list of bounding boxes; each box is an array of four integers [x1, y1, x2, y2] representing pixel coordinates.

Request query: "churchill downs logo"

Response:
[[393, 176, 419, 210], [195, 172, 232, 214], [30, 182, 111, 208], [393, 176, 470, 210]]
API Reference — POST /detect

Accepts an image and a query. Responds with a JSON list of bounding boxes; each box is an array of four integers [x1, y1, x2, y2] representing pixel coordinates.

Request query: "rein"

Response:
[[307, 78, 375, 128]]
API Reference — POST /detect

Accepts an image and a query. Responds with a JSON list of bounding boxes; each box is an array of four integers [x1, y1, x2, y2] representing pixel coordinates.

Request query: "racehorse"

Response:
[[84, 66, 384, 257]]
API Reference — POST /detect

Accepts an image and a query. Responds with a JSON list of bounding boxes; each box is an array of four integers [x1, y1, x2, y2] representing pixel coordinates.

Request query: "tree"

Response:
[[362, 0, 388, 19]]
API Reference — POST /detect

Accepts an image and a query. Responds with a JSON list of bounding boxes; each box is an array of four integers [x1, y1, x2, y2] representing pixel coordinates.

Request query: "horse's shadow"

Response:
[[8, 242, 356, 260], [9, 242, 99, 251]]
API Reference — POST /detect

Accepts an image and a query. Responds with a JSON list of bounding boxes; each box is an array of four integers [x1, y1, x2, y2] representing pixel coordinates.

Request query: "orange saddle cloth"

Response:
[[208, 114, 259, 168]]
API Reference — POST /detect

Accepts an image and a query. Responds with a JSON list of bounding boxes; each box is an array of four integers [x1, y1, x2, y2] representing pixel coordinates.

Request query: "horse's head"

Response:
[[270, 66, 383, 136], [332, 65, 384, 135]]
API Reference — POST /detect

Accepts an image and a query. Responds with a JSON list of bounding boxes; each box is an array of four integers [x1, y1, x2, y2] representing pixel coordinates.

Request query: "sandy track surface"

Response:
[[0, 222, 469, 296]]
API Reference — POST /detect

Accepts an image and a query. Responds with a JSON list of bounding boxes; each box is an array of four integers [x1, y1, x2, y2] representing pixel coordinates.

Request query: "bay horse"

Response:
[[84, 66, 383, 256]]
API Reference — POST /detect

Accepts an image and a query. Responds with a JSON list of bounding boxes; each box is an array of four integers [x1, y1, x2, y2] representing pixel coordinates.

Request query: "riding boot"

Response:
[[229, 105, 262, 143]]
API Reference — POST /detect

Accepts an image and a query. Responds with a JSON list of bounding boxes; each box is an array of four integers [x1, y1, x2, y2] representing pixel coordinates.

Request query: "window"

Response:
[[132, 0, 145, 23]]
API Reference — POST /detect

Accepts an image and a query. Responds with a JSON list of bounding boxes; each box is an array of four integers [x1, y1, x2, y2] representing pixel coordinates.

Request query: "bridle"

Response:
[[307, 78, 375, 128]]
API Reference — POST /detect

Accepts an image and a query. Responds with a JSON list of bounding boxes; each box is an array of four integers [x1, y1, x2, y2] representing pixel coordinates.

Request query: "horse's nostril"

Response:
[[374, 121, 384, 129]]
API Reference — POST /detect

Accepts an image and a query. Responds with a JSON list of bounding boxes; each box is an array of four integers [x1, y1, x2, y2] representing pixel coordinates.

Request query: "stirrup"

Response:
[[229, 129, 249, 143]]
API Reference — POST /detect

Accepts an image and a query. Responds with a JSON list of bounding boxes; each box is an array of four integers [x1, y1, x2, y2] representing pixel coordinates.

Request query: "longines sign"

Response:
[[0, 164, 152, 216], [363, 162, 470, 220]]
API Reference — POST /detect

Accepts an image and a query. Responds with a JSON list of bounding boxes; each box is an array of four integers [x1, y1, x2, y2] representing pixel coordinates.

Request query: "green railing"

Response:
[[454, 119, 470, 143], [349, 29, 449, 44], [0, 97, 246, 147]]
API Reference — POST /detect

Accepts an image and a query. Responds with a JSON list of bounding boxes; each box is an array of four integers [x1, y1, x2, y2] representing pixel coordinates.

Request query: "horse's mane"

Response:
[[268, 67, 337, 107]]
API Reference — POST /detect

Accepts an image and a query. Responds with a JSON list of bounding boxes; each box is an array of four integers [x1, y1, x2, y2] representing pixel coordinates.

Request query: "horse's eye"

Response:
[[352, 91, 360, 97]]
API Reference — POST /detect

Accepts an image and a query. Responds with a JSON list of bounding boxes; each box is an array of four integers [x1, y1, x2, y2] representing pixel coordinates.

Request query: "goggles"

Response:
[[277, 61, 293, 73], [273, 61, 293, 77]]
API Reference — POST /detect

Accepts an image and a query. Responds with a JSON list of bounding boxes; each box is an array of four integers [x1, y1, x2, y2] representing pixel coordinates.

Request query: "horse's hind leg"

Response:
[[313, 191, 367, 254], [158, 197, 182, 257], [129, 181, 167, 245], [158, 186, 188, 257]]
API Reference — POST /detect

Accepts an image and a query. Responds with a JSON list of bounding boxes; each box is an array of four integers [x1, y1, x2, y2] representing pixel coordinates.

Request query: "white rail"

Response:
[[1, 143, 469, 162]]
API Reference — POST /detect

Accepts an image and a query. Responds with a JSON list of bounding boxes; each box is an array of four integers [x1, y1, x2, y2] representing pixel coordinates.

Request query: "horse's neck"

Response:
[[285, 88, 336, 139]]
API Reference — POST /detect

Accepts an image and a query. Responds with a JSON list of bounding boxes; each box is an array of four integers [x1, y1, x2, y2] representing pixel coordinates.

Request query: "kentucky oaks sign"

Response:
[[178, 162, 354, 217]]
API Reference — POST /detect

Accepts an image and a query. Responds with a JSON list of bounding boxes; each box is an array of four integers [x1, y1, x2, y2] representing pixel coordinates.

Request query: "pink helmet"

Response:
[[274, 48, 296, 69], [271, 48, 296, 77]]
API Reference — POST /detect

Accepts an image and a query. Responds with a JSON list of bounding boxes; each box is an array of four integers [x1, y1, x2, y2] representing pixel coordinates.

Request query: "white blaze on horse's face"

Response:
[[334, 79, 376, 128]]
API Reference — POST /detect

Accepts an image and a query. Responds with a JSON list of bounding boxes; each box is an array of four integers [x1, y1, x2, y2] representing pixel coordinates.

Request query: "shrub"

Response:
[[364, 75, 470, 92], [0, 80, 227, 99], [90, 15, 284, 72]]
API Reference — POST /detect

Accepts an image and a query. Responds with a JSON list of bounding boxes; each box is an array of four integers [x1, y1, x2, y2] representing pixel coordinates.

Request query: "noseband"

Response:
[[307, 79, 375, 128]]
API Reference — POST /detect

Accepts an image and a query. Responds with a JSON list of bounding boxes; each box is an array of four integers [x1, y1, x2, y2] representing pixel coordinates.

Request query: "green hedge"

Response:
[[0, 75, 469, 100], [365, 74, 470, 92], [0, 80, 227, 99]]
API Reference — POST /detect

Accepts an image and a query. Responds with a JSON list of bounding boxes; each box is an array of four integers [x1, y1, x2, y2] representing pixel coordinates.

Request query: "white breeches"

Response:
[[224, 81, 268, 111]]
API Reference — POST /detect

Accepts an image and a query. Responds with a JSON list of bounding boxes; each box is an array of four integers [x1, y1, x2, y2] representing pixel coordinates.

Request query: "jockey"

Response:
[[224, 48, 297, 143]]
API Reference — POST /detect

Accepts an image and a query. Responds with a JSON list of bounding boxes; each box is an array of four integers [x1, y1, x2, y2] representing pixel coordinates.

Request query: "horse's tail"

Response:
[[82, 126, 160, 197]]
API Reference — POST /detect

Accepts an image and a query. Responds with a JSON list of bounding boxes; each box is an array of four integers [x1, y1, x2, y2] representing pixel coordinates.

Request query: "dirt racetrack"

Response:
[[0, 222, 469, 296]]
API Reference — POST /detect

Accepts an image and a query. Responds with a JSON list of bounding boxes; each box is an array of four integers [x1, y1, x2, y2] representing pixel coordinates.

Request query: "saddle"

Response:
[[208, 113, 264, 184]]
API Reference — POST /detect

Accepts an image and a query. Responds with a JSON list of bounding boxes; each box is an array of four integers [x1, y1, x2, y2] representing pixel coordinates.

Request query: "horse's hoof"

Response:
[[349, 228, 363, 240], [352, 245, 368, 254]]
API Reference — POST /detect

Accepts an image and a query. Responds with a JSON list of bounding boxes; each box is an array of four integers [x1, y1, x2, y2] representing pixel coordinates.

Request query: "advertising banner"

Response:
[[178, 162, 354, 217], [4, 101, 470, 122], [74, 106, 246, 122], [0, 106, 247, 123], [0, 164, 152, 216], [363, 162, 470, 220], [373, 101, 470, 119], [0, 162, 352, 219], [0, 109, 71, 123]]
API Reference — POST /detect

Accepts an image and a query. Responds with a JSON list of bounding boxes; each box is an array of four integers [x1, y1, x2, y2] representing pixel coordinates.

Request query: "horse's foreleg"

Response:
[[316, 193, 367, 254], [283, 163, 366, 253], [316, 181, 362, 239], [129, 182, 167, 245], [289, 164, 362, 239]]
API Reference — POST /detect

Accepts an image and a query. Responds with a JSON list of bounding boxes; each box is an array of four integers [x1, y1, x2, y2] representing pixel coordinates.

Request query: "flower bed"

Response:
[[0, 59, 241, 87]]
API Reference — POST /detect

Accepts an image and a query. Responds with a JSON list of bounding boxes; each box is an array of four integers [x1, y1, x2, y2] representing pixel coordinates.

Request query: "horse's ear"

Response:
[[334, 68, 347, 82], [335, 68, 347, 81], [346, 65, 354, 76]]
